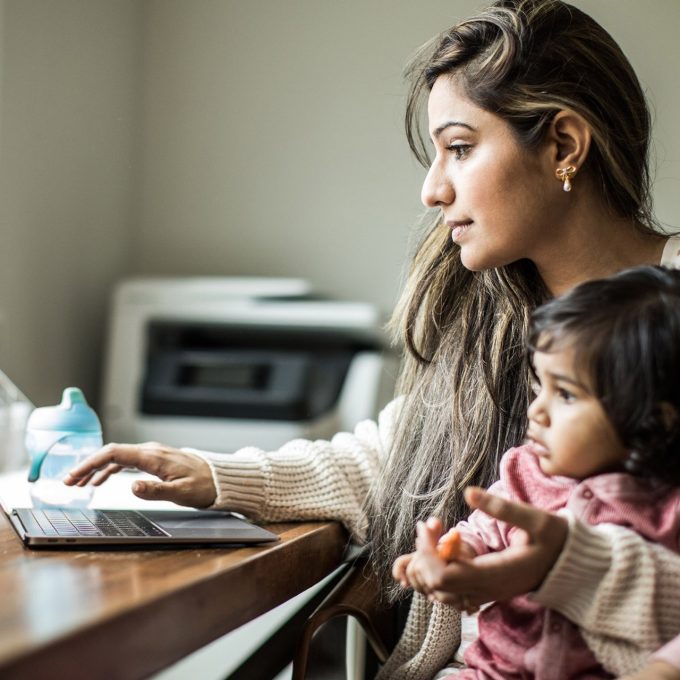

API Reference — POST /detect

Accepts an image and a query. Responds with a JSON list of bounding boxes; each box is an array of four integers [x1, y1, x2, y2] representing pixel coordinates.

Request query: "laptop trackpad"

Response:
[[143, 509, 278, 542], [145, 510, 245, 530]]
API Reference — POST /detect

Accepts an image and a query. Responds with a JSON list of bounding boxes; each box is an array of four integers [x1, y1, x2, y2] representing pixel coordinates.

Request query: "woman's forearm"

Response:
[[533, 515, 680, 672]]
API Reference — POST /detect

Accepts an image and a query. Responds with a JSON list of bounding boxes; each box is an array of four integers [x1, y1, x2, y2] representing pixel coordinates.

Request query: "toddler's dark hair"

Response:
[[529, 266, 680, 484]]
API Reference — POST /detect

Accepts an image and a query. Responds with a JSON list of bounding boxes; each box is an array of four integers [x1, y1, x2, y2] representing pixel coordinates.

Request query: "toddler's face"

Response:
[[526, 345, 627, 479]]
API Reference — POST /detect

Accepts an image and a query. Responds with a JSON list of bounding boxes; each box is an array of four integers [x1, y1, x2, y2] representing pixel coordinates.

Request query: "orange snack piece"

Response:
[[437, 528, 461, 562]]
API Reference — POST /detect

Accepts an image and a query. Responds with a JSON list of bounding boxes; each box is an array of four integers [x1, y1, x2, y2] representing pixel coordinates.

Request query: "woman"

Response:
[[66, 1, 680, 677]]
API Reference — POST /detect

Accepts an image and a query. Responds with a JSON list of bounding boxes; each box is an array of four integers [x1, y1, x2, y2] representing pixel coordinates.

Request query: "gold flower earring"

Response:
[[555, 165, 577, 192]]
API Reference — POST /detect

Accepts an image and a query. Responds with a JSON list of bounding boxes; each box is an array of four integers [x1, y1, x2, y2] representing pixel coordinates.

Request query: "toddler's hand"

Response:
[[391, 519, 444, 593], [392, 552, 415, 588], [393, 517, 476, 609], [406, 519, 447, 595], [404, 517, 477, 613], [419, 487, 569, 612]]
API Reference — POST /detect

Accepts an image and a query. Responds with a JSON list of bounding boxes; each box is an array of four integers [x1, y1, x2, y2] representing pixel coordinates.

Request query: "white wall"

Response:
[[134, 0, 680, 311], [133, 0, 469, 312], [571, 0, 680, 231], [0, 1, 679, 406], [0, 0, 142, 404]]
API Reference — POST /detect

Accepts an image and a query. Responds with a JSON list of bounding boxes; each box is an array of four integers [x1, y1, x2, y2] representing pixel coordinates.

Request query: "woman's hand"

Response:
[[63, 442, 217, 508], [619, 661, 680, 680], [424, 487, 569, 610]]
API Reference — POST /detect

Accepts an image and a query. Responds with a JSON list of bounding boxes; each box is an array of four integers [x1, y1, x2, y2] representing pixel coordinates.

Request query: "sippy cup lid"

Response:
[[26, 387, 102, 433]]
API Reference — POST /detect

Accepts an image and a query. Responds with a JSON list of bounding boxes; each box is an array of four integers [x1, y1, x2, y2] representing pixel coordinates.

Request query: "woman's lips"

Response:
[[448, 221, 472, 241]]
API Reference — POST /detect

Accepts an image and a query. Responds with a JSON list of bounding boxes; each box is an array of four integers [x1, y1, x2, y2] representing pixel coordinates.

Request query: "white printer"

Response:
[[100, 278, 398, 452]]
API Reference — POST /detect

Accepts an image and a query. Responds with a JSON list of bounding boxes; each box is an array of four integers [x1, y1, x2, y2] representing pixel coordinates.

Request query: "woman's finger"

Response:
[[73, 470, 97, 487], [464, 487, 553, 538], [132, 477, 211, 508], [89, 464, 124, 487], [407, 553, 436, 594], [64, 443, 164, 484], [132, 479, 177, 502]]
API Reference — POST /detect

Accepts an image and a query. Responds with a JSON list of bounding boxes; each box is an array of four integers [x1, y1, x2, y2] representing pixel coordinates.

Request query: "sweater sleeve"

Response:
[[184, 397, 401, 543], [532, 512, 680, 674], [375, 593, 461, 680]]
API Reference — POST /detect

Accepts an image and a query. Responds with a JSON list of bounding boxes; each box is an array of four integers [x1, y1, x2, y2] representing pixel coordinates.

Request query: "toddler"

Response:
[[394, 266, 680, 678]]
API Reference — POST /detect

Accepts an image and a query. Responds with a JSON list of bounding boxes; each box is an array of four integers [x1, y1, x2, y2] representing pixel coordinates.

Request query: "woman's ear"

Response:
[[546, 110, 592, 169]]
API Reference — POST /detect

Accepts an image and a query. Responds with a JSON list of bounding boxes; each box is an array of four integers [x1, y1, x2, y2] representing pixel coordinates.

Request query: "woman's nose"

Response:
[[421, 160, 454, 208]]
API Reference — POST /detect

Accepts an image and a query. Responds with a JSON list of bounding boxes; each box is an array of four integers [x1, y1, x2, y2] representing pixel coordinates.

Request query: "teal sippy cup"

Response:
[[26, 387, 103, 508]]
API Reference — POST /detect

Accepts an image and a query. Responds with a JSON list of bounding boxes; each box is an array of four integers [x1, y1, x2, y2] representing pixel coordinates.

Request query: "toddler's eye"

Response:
[[557, 388, 575, 403]]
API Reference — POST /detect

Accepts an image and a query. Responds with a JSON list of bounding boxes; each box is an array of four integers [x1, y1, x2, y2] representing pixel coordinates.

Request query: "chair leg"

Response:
[[225, 563, 351, 680], [346, 617, 367, 680], [291, 563, 398, 680]]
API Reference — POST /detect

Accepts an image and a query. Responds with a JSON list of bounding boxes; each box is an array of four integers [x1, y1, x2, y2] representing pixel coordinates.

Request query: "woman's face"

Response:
[[421, 75, 562, 271]]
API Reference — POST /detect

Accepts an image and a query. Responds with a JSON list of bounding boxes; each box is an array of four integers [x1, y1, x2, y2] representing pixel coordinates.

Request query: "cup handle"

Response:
[[27, 434, 71, 483]]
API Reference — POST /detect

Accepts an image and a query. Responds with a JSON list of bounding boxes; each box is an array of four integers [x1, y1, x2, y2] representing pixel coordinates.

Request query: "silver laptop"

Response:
[[7, 506, 279, 548]]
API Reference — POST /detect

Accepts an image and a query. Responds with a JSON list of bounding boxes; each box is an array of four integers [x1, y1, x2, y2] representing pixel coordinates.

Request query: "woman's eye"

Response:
[[447, 144, 472, 160]]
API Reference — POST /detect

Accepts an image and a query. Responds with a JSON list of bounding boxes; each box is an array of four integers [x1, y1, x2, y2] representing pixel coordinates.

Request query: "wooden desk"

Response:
[[0, 512, 347, 680]]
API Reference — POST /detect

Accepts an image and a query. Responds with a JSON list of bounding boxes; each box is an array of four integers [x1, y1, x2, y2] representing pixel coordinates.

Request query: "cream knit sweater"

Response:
[[190, 394, 680, 679], [535, 515, 680, 676], [195, 397, 399, 542], [189, 224, 680, 680]]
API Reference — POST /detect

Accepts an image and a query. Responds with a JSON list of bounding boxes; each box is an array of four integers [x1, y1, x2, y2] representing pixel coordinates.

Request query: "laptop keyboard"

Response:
[[30, 509, 169, 537]]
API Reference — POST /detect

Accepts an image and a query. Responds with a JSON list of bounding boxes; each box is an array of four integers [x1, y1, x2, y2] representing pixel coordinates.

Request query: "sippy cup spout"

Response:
[[61, 387, 88, 409]]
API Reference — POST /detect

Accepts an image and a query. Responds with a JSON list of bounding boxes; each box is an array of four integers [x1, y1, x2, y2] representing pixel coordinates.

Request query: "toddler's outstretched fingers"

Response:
[[426, 517, 443, 535], [393, 554, 412, 587], [416, 518, 442, 552]]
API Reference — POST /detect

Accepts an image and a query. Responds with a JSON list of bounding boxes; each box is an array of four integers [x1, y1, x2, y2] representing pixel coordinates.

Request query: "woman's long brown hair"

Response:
[[365, 0, 660, 600]]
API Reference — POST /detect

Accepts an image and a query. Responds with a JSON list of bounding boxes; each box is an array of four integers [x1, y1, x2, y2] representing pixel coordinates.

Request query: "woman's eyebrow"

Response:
[[432, 120, 476, 139]]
